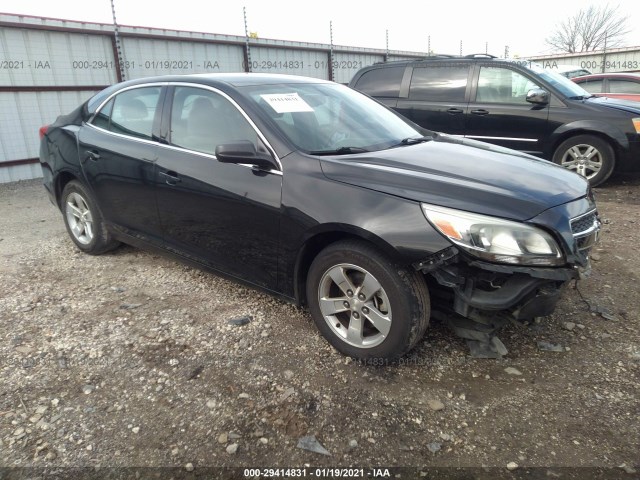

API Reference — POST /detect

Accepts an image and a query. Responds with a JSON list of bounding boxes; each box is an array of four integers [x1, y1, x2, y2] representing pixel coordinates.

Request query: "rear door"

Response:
[[154, 85, 282, 290], [395, 62, 471, 135], [79, 84, 164, 242], [464, 64, 550, 155]]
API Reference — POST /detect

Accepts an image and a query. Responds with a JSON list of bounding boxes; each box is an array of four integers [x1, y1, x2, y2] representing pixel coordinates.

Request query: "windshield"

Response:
[[525, 62, 592, 98], [239, 82, 424, 153]]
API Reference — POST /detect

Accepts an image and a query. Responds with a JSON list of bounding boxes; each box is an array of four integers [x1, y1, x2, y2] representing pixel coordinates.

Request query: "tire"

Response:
[[61, 180, 120, 255], [306, 240, 430, 361], [552, 134, 615, 187]]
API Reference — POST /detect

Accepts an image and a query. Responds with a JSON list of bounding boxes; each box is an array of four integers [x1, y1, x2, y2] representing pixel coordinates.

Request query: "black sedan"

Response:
[[39, 73, 600, 360]]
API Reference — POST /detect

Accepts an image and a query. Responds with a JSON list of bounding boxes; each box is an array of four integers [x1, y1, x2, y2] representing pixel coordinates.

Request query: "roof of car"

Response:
[[118, 73, 332, 88], [573, 72, 640, 81]]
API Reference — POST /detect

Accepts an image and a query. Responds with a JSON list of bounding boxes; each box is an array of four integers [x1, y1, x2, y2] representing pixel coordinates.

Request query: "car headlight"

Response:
[[632, 118, 640, 134], [421, 204, 564, 266]]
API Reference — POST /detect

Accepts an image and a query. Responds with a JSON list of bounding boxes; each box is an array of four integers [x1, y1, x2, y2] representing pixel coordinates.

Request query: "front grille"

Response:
[[571, 211, 597, 236], [570, 210, 599, 251]]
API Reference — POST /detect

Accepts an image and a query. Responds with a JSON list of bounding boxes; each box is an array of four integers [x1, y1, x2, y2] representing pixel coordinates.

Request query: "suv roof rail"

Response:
[[424, 54, 457, 59], [373, 54, 457, 65], [464, 53, 497, 59]]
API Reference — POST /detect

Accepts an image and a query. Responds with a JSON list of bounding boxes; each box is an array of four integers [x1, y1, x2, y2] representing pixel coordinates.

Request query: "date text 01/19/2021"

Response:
[[242, 467, 391, 477]]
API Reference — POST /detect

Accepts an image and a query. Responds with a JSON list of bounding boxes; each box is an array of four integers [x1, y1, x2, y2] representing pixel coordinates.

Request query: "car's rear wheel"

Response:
[[306, 240, 430, 361], [61, 180, 119, 255], [552, 134, 615, 187]]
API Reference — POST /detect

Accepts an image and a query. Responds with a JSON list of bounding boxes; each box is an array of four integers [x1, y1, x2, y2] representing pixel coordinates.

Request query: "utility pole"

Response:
[[243, 7, 252, 72], [329, 21, 335, 81], [602, 32, 607, 73], [385, 29, 389, 62], [110, 0, 126, 81]]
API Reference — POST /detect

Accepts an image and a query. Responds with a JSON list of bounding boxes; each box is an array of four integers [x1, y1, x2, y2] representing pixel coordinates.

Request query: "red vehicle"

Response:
[[572, 73, 640, 102]]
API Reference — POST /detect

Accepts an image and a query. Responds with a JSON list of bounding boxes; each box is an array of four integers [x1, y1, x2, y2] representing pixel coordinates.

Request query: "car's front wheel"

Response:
[[552, 134, 615, 187], [61, 180, 119, 255], [306, 240, 430, 361]]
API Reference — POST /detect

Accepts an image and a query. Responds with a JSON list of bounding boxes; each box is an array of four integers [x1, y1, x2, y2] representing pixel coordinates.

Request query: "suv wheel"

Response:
[[306, 240, 430, 361], [552, 134, 615, 186], [61, 180, 120, 255]]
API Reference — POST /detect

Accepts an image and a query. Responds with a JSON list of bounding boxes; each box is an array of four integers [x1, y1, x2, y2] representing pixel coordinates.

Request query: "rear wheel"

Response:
[[306, 240, 430, 361], [61, 180, 119, 255], [552, 134, 615, 187]]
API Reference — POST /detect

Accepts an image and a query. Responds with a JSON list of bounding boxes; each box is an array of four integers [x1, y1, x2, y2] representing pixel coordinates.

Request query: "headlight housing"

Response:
[[421, 204, 564, 266], [632, 118, 640, 134]]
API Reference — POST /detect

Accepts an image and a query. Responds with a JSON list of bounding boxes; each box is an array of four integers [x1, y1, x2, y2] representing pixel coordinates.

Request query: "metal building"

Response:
[[0, 13, 425, 183]]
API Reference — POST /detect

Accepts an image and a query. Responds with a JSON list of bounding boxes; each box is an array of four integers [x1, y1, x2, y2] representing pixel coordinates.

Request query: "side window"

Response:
[[354, 67, 404, 97], [579, 79, 604, 93], [609, 79, 640, 94], [92, 98, 114, 130], [109, 87, 161, 140], [476, 67, 539, 104], [409, 65, 469, 102], [170, 86, 259, 156]]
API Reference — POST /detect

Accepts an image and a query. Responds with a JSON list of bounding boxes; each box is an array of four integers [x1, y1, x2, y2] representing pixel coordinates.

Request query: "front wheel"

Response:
[[552, 134, 615, 187], [61, 180, 120, 255], [306, 240, 430, 361]]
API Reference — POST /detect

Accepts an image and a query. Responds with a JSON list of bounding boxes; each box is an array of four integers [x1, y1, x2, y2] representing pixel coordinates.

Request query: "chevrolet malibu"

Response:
[[39, 73, 600, 360]]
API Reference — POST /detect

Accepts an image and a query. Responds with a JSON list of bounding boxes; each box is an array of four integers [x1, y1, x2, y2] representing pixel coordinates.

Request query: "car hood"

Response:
[[319, 135, 589, 221], [584, 96, 640, 114]]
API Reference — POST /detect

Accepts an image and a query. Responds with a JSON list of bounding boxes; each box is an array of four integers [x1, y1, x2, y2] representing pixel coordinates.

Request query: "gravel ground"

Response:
[[0, 177, 638, 477]]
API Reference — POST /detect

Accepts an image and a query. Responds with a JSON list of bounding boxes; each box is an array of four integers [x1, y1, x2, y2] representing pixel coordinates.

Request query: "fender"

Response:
[[292, 223, 405, 305], [548, 120, 628, 156]]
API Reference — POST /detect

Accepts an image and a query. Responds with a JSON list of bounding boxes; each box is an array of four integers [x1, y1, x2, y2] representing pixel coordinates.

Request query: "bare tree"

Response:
[[546, 4, 629, 53]]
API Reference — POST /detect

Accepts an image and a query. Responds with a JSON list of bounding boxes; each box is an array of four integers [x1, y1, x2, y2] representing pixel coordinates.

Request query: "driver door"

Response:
[[155, 85, 283, 290]]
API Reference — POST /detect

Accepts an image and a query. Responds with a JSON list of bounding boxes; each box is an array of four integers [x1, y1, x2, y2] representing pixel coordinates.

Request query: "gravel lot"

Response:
[[0, 177, 638, 477]]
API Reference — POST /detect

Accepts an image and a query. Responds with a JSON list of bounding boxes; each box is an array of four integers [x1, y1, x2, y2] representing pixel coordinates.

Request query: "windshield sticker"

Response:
[[260, 93, 314, 113]]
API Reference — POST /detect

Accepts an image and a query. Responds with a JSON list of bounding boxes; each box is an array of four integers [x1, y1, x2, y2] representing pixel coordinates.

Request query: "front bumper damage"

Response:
[[415, 199, 600, 358]]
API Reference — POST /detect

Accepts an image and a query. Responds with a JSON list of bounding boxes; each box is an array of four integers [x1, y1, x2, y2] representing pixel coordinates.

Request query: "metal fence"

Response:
[[530, 46, 640, 75], [0, 13, 425, 183]]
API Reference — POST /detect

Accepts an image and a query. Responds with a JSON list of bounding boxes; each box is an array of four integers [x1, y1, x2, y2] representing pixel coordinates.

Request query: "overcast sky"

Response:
[[1, 0, 639, 57]]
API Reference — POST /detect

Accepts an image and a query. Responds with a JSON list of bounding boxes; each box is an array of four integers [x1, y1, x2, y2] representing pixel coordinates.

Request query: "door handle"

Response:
[[85, 150, 101, 161], [446, 108, 464, 114], [159, 170, 181, 185], [470, 109, 489, 116]]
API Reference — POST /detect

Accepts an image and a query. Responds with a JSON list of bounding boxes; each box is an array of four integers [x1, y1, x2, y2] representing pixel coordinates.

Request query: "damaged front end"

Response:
[[417, 197, 600, 357]]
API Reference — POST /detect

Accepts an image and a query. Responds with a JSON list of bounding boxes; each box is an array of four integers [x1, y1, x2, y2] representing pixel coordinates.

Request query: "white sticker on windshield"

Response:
[[260, 93, 314, 113]]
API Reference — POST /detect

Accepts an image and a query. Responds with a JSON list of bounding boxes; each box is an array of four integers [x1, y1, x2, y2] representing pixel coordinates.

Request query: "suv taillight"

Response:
[[39, 125, 49, 140]]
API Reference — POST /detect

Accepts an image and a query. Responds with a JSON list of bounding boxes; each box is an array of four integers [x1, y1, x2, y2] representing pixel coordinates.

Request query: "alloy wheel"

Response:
[[65, 192, 94, 245], [318, 263, 392, 348]]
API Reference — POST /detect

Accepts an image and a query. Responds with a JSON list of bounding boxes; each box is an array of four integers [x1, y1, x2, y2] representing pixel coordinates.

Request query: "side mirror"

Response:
[[526, 88, 550, 105], [215, 141, 278, 170]]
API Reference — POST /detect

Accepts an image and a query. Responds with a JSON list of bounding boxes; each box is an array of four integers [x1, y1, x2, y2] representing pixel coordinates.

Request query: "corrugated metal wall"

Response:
[[531, 47, 640, 74], [0, 13, 425, 183], [121, 38, 245, 78]]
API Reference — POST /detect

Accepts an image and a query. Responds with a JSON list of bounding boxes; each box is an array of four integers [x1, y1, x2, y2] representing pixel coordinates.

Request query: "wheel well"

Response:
[[550, 130, 618, 161], [294, 231, 398, 306], [54, 172, 78, 208]]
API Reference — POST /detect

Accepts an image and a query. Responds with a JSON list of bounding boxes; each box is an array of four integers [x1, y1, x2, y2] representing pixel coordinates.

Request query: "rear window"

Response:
[[353, 66, 404, 97], [609, 79, 640, 94], [409, 65, 469, 102]]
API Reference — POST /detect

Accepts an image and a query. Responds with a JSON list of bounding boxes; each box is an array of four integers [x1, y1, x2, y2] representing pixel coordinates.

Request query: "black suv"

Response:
[[349, 54, 640, 186]]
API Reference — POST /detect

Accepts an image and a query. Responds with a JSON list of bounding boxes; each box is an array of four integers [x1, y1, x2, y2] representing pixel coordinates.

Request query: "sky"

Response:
[[1, 0, 639, 57]]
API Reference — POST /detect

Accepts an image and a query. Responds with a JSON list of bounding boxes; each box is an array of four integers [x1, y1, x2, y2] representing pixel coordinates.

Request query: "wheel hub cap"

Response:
[[318, 263, 392, 349], [561, 144, 602, 179]]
